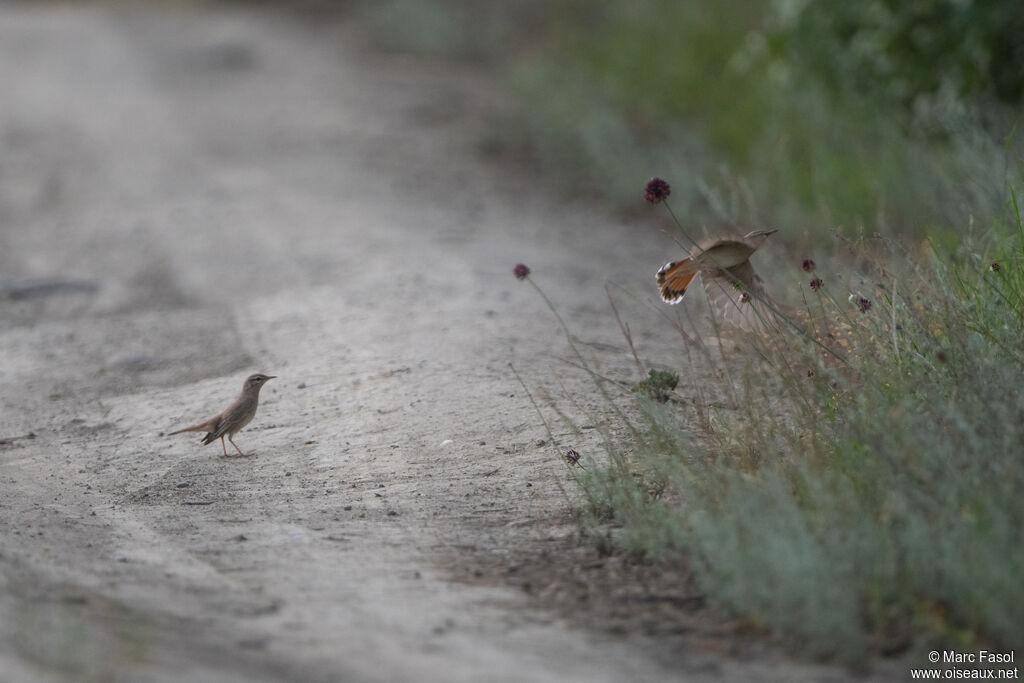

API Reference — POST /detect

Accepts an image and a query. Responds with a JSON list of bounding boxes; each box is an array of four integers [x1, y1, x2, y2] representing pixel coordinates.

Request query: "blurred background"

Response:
[[352, 0, 1024, 246]]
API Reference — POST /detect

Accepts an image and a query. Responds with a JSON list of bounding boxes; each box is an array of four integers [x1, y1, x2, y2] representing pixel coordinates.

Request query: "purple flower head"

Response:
[[809, 277, 823, 292], [565, 449, 582, 466], [802, 259, 816, 272], [990, 262, 1001, 272], [643, 177, 671, 204], [513, 264, 531, 281], [858, 297, 872, 313], [738, 292, 751, 304]]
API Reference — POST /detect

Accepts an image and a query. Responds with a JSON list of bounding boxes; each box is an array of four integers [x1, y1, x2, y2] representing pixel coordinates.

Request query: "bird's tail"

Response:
[[168, 418, 216, 436], [169, 426, 200, 435], [656, 258, 699, 304]]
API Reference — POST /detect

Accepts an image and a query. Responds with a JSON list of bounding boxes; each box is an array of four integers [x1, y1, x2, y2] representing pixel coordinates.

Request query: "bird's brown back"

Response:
[[690, 239, 757, 270]]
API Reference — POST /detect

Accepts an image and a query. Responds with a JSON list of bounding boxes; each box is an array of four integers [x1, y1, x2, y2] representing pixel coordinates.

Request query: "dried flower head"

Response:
[[565, 449, 582, 466], [936, 350, 948, 364], [738, 292, 751, 304], [513, 263, 531, 281], [990, 262, 1001, 272], [802, 259, 816, 272], [806, 369, 815, 378], [809, 277, 823, 292], [643, 177, 671, 204], [858, 297, 872, 313]]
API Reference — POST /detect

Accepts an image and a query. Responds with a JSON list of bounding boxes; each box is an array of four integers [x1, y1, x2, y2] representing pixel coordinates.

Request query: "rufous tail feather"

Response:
[[656, 258, 698, 304]]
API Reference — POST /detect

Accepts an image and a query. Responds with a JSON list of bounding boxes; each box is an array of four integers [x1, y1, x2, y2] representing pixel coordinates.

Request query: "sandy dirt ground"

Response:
[[0, 4, 900, 681]]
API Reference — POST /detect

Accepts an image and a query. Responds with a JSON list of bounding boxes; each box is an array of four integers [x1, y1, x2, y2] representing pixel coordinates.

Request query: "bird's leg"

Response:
[[220, 436, 228, 458], [228, 435, 248, 457]]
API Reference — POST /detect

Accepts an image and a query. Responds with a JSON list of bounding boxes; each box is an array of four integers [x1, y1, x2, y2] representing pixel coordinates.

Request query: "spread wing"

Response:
[[701, 260, 779, 330]]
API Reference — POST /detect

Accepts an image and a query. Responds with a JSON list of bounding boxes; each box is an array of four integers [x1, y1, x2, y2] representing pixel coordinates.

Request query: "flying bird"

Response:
[[656, 229, 778, 327]]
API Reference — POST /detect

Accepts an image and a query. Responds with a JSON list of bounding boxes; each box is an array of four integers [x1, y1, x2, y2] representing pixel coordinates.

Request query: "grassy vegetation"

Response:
[[508, 190, 1024, 661], [566, 193, 1024, 661], [360, 0, 1024, 664]]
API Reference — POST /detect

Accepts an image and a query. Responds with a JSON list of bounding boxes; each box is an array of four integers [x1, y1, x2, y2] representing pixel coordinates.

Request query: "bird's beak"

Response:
[[266, 376, 277, 380], [765, 228, 779, 236]]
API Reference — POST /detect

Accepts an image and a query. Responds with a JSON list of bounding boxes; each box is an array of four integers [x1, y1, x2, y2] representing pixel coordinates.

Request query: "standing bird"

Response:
[[169, 373, 275, 457]]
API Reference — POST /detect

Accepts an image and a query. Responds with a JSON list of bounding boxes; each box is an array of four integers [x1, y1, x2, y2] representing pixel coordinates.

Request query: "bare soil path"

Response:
[[0, 4, 887, 681]]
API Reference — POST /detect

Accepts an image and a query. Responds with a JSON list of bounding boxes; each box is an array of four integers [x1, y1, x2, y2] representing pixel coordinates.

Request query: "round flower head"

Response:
[[643, 177, 671, 203], [513, 264, 531, 280], [809, 277, 823, 292], [802, 259, 816, 272]]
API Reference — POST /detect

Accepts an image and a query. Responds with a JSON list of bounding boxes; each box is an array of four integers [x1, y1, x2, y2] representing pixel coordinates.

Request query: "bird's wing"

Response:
[[210, 399, 257, 439], [701, 260, 778, 330], [208, 408, 240, 439]]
